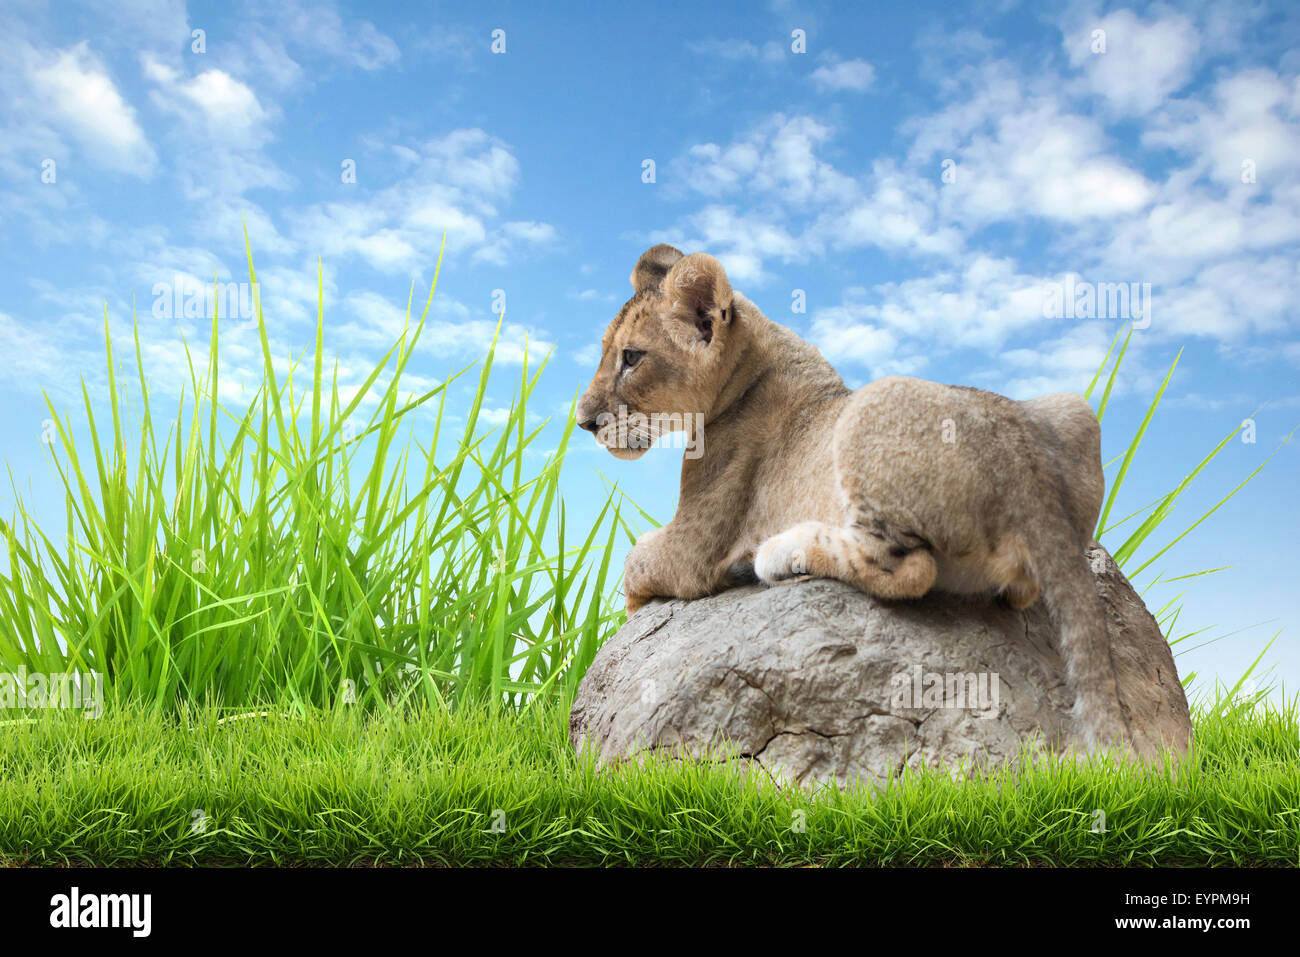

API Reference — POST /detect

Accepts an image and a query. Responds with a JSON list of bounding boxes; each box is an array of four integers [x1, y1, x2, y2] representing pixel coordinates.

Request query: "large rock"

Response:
[[569, 543, 1192, 790]]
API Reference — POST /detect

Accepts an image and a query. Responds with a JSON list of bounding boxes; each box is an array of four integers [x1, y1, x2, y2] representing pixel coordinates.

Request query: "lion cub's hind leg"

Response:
[[992, 532, 1041, 611], [1001, 574, 1041, 611], [754, 521, 937, 600]]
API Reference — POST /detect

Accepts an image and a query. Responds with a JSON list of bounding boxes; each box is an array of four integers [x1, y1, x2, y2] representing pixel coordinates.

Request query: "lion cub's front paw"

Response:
[[754, 525, 818, 584]]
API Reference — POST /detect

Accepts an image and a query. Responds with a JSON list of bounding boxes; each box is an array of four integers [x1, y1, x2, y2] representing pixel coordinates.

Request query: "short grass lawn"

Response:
[[1, 697, 1295, 867]]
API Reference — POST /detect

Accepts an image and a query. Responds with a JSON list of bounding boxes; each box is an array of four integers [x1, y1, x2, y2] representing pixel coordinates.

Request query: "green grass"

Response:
[[0, 240, 627, 714], [1085, 326, 1292, 691], [0, 694, 1294, 867]]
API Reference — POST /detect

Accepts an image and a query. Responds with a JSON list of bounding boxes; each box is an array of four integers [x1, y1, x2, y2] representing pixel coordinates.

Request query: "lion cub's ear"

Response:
[[664, 253, 733, 349], [630, 244, 685, 294]]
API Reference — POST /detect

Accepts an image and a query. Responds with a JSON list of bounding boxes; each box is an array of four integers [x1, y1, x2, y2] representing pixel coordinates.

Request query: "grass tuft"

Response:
[[0, 242, 626, 714]]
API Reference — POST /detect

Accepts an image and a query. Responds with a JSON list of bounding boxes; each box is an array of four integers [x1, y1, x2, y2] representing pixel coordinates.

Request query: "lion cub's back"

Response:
[[834, 376, 1102, 542], [835, 376, 1024, 508], [842, 375, 1025, 453]]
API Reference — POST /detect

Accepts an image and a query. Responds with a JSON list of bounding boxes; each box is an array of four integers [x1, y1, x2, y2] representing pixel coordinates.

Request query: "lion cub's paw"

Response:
[[754, 525, 820, 584]]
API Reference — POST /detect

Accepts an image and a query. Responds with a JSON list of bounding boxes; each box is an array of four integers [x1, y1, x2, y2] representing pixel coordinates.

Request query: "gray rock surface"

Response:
[[569, 543, 1192, 790]]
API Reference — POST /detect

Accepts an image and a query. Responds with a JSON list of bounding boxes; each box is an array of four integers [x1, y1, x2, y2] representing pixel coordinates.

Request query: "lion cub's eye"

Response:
[[621, 349, 645, 369]]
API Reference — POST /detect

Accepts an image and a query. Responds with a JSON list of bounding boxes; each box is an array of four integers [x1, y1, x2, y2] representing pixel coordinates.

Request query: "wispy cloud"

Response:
[[25, 42, 157, 177], [810, 57, 875, 92]]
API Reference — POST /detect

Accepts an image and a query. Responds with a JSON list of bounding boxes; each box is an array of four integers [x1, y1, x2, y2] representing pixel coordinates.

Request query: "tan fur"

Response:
[[577, 245, 1131, 751]]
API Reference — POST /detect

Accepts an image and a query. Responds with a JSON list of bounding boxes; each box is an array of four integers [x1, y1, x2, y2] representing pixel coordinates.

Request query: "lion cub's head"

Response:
[[576, 244, 737, 460]]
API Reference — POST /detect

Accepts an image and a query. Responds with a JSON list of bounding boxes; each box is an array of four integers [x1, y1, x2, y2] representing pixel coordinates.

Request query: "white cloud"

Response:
[[996, 321, 1119, 398], [428, 318, 553, 366], [7, 273, 446, 419], [660, 93, 1154, 284], [809, 284, 1131, 399], [138, 53, 294, 255], [475, 220, 560, 266], [663, 206, 802, 285], [659, 115, 957, 279], [672, 114, 856, 205], [341, 290, 553, 366], [808, 312, 901, 368], [256, 261, 339, 325], [0, 310, 70, 391], [810, 58, 875, 93], [1064, 9, 1200, 116], [295, 129, 556, 273], [926, 98, 1153, 225], [196, 1, 405, 93], [28, 43, 156, 176], [272, 1, 400, 71], [655, 22, 1300, 372], [825, 161, 963, 257], [222, 35, 305, 89], [143, 57, 268, 144], [341, 289, 425, 347], [1098, 184, 1299, 284], [1155, 255, 1300, 341], [1144, 68, 1300, 189], [811, 255, 1053, 364]]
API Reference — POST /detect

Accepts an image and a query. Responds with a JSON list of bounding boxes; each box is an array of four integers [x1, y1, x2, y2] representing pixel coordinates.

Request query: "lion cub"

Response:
[[576, 244, 1131, 750]]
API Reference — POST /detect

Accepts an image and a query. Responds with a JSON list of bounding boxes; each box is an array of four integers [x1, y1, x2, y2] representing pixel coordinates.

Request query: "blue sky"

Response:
[[0, 0, 1297, 698]]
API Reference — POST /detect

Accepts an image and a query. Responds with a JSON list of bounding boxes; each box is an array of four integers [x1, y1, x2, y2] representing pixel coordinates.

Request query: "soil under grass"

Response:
[[1, 698, 1295, 867]]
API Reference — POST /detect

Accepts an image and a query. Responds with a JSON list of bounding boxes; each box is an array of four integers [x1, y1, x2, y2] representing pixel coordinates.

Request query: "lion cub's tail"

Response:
[[1036, 537, 1130, 748]]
